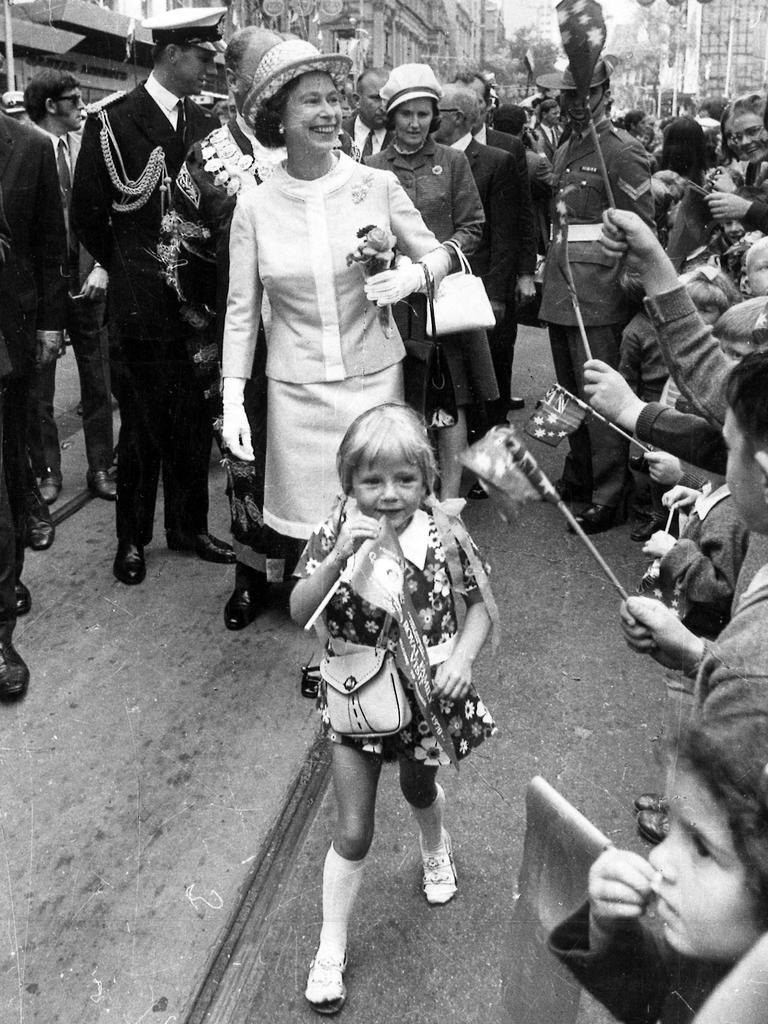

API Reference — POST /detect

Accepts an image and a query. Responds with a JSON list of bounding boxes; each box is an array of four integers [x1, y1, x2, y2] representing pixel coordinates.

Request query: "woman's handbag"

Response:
[[403, 266, 458, 428], [320, 645, 412, 737], [425, 240, 496, 337]]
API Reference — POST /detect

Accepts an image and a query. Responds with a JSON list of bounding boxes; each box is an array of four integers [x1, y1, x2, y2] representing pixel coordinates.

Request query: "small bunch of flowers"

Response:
[[346, 224, 396, 277]]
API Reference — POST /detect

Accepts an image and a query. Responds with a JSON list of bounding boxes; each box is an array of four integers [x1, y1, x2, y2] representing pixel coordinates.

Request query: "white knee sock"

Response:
[[317, 844, 366, 961], [411, 782, 446, 855]]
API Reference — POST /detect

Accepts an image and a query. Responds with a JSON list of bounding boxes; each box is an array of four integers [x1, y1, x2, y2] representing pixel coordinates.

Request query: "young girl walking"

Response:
[[549, 701, 768, 1023], [290, 403, 496, 1015]]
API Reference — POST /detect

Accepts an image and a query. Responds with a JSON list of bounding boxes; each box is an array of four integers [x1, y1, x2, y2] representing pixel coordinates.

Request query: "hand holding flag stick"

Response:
[[525, 383, 653, 452], [462, 425, 628, 601]]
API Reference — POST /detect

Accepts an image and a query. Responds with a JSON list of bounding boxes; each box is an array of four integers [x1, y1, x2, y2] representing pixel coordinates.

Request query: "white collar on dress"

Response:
[[694, 483, 730, 521], [396, 508, 431, 570]]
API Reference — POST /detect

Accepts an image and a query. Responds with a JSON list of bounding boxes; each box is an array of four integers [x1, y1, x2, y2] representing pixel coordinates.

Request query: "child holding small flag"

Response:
[[290, 403, 496, 1016]]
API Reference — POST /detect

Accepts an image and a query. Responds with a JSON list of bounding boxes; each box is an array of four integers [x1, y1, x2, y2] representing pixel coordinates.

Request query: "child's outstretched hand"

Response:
[[583, 359, 645, 431], [620, 595, 704, 673], [662, 484, 699, 510], [643, 530, 676, 558], [588, 847, 658, 951], [644, 450, 682, 486], [600, 209, 664, 265]]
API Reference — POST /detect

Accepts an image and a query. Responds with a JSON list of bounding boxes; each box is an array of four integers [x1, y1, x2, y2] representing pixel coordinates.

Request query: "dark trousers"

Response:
[[28, 293, 113, 479], [0, 382, 17, 640], [3, 375, 34, 590], [548, 322, 628, 508], [114, 333, 211, 545], [485, 305, 518, 424]]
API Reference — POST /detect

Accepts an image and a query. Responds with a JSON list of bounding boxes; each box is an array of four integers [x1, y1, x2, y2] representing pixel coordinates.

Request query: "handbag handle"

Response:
[[422, 263, 438, 338], [442, 238, 472, 275]]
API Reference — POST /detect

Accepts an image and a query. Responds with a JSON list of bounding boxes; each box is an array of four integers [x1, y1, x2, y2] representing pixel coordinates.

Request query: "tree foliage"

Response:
[[484, 27, 562, 101]]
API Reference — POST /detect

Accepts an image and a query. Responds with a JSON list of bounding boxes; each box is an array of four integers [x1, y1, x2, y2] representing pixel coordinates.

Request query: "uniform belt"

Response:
[[550, 222, 604, 242]]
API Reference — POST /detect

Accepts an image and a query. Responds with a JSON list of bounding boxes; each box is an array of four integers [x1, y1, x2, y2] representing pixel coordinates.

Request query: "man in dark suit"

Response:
[[342, 68, 393, 161], [0, 113, 68, 697], [536, 98, 562, 162], [440, 80, 537, 422], [72, 7, 235, 586], [24, 69, 116, 506]]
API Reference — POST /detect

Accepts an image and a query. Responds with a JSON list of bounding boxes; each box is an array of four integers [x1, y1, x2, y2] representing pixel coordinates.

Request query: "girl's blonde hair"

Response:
[[714, 295, 767, 343], [679, 265, 741, 318], [337, 403, 438, 495]]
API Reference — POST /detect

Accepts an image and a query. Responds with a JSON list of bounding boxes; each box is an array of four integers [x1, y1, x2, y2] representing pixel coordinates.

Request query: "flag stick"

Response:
[[304, 575, 343, 631], [553, 385, 652, 451], [571, 297, 593, 360], [587, 115, 616, 208], [464, 426, 628, 600]]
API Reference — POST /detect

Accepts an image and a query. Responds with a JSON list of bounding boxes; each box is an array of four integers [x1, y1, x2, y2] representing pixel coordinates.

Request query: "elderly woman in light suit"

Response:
[[221, 40, 452, 567]]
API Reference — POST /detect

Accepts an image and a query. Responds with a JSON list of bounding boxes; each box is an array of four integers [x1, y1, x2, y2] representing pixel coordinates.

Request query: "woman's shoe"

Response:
[[634, 793, 668, 813], [420, 828, 457, 905], [304, 950, 347, 1015]]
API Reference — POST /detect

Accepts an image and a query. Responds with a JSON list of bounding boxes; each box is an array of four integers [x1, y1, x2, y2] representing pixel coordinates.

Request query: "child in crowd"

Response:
[[549, 702, 768, 1024], [290, 403, 496, 1015], [745, 235, 768, 295], [624, 266, 739, 539], [641, 478, 749, 638]]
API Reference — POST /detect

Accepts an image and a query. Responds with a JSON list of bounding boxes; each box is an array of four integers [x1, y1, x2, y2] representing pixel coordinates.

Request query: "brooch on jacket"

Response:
[[432, 165, 443, 175], [352, 173, 374, 204]]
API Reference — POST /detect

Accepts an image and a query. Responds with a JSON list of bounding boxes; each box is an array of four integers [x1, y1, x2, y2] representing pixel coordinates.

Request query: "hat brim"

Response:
[[385, 88, 440, 113], [242, 54, 352, 125]]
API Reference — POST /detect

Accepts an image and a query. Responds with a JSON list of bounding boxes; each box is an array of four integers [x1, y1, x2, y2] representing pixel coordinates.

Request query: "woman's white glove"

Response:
[[222, 376, 254, 461], [364, 260, 425, 306]]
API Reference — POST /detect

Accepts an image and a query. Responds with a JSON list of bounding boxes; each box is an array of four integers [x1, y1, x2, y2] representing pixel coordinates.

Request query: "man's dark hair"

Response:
[[23, 69, 79, 124], [539, 98, 559, 117], [494, 104, 526, 136], [725, 351, 768, 446], [624, 109, 646, 133], [453, 68, 491, 104]]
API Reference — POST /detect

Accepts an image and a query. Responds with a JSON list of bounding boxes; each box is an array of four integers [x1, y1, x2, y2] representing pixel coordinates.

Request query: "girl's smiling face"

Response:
[[725, 111, 768, 165], [350, 455, 426, 532], [648, 767, 764, 963]]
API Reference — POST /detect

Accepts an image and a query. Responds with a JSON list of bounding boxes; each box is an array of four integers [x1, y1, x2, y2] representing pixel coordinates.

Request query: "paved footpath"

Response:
[[0, 331, 672, 1023]]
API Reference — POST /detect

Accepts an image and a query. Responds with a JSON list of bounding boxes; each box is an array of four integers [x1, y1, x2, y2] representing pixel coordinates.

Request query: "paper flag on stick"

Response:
[[462, 425, 628, 600], [556, 0, 607, 99], [524, 385, 587, 446]]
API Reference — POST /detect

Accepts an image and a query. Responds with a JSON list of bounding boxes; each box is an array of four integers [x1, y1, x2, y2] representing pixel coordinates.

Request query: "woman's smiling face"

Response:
[[281, 72, 341, 158]]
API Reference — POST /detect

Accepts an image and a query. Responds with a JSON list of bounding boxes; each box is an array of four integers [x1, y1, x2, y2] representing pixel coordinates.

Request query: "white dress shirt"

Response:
[[353, 117, 386, 156], [450, 132, 473, 152], [145, 72, 183, 129]]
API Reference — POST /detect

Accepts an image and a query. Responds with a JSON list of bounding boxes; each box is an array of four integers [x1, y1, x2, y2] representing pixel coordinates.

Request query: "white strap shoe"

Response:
[[420, 828, 458, 905], [305, 949, 347, 1015]]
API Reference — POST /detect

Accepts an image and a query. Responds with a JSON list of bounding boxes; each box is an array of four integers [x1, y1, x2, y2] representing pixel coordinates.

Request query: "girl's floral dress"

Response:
[[295, 498, 497, 764]]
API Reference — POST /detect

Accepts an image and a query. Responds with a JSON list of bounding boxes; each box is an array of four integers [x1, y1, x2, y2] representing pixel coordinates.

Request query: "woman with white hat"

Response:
[[367, 63, 499, 499], [220, 40, 452, 581]]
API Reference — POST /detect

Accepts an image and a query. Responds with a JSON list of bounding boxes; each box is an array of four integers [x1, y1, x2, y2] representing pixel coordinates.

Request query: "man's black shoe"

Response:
[[87, 469, 117, 501], [0, 641, 29, 700], [15, 582, 31, 617], [224, 586, 268, 630], [568, 503, 616, 535], [113, 542, 146, 585], [25, 490, 55, 550], [167, 532, 236, 564]]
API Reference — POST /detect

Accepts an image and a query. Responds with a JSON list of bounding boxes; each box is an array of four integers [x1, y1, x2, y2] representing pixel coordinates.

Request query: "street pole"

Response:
[[479, 0, 486, 68], [4, 0, 14, 92]]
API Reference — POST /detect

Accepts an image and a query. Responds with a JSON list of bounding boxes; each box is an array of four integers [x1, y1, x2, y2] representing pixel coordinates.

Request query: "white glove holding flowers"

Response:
[[222, 376, 254, 461], [364, 256, 425, 307]]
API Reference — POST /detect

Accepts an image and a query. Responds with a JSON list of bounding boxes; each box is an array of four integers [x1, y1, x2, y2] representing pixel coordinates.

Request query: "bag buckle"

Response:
[[344, 675, 357, 692]]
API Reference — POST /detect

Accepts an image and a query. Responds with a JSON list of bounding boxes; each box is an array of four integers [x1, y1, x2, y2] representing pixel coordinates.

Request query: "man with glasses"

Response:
[[73, 7, 235, 587], [24, 71, 116, 507]]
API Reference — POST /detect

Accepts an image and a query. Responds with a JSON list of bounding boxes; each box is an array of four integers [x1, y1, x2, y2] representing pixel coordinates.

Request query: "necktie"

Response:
[[361, 130, 374, 161], [57, 137, 73, 253], [176, 98, 186, 144]]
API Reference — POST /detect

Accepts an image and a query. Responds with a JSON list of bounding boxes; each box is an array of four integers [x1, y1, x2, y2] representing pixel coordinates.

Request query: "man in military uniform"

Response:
[[159, 25, 291, 630], [539, 58, 654, 534], [72, 6, 235, 585]]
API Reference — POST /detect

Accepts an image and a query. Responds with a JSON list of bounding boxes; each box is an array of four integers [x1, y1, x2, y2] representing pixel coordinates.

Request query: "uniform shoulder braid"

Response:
[[85, 91, 126, 117]]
